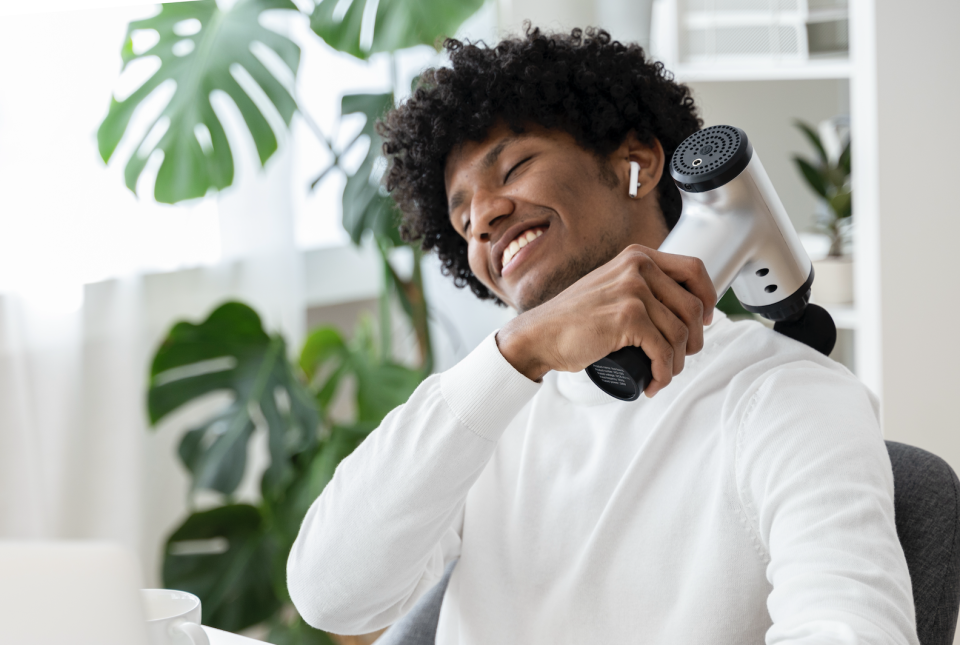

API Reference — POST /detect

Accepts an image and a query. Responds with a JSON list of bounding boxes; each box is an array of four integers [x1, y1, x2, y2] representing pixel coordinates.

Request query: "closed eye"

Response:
[[505, 156, 533, 183]]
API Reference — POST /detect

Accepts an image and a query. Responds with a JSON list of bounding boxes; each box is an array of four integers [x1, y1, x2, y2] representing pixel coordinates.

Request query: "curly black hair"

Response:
[[378, 26, 702, 303]]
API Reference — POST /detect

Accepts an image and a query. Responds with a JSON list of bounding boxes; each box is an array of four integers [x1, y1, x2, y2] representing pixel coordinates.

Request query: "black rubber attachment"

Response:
[[773, 303, 837, 356], [586, 346, 653, 402], [670, 125, 753, 193]]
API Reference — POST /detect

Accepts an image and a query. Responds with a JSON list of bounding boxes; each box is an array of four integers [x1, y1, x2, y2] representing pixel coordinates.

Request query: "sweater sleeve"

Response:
[[286, 332, 541, 635], [736, 362, 919, 645]]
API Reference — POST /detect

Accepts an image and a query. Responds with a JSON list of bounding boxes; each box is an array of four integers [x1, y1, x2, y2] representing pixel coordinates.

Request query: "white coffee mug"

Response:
[[141, 589, 210, 645]]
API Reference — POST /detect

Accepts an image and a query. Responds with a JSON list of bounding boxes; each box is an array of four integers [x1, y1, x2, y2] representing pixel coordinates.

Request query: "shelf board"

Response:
[[671, 59, 852, 82]]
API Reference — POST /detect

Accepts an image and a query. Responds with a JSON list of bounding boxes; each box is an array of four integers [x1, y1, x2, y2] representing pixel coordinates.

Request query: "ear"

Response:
[[615, 132, 665, 200]]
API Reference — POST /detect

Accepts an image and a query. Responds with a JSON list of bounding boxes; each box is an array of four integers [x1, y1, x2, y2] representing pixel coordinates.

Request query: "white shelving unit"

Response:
[[651, 0, 852, 80], [670, 59, 851, 82], [650, 0, 860, 373]]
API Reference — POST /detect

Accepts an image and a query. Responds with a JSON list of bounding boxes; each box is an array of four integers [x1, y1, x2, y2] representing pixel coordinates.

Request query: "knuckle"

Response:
[[617, 300, 645, 326], [688, 336, 705, 354], [634, 252, 652, 269], [680, 297, 703, 324], [619, 246, 638, 263], [626, 299, 648, 321], [617, 271, 646, 296], [688, 297, 704, 319], [664, 320, 688, 349], [690, 256, 708, 277], [623, 245, 651, 267], [628, 275, 651, 297], [656, 340, 675, 363]]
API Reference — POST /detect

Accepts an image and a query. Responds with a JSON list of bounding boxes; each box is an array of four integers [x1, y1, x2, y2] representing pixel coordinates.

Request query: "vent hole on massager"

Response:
[[756, 268, 769, 277], [764, 284, 778, 293]]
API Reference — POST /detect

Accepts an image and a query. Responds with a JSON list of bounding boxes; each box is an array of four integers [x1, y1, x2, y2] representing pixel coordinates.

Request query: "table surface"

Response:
[[203, 625, 268, 644]]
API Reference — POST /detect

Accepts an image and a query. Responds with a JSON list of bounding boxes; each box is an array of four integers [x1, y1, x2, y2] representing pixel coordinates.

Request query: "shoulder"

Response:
[[698, 312, 879, 432], [703, 318, 892, 514]]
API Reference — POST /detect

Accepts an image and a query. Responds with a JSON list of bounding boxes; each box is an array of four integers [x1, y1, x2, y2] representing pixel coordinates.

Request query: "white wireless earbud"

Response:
[[628, 161, 641, 198]]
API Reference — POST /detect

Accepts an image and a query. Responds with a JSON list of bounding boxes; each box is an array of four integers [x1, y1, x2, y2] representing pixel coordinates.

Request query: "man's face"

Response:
[[444, 122, 669, 312]]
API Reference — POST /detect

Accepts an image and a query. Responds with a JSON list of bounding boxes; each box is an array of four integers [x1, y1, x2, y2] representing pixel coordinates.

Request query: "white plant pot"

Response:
[[811, 256, 854, 305]]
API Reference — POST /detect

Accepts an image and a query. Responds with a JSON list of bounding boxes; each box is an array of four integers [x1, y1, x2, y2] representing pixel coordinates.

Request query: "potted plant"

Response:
[[792, 117, 853, 304], [96, 0, 482, 642]]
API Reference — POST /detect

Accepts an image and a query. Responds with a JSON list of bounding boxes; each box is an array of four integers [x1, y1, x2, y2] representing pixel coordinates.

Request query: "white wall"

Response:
[[865, 0, 960, 468], [497, 0, 594, 35], [687, 79, 850, 234]]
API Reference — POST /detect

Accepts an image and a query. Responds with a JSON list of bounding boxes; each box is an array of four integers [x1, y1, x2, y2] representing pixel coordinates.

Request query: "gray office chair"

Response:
[[378, 441, 960, 645], [888, 441, 960, 645]]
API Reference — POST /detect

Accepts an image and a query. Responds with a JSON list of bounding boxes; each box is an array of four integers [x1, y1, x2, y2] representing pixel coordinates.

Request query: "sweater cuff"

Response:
[[440, 331, 541, 442]]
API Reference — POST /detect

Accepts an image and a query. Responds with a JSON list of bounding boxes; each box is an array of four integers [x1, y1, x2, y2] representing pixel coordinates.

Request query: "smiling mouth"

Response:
[[501, 226, 546, 272]]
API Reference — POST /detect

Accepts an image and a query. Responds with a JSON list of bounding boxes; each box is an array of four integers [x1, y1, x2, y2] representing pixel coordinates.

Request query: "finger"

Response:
[[643, 250, 717, 326], [619, 299, 675, 394], [631, 255, 706, 357], [637, 294, 689, 376]]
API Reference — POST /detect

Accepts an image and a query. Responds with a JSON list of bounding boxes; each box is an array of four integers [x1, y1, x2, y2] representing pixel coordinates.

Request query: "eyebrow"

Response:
[[482, 136, 517, 171], [447, 136, 519, 225]]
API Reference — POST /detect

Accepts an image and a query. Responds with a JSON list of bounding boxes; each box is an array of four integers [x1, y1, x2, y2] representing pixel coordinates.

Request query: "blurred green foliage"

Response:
[[792, 119, 852, 257], [97, 0, 300, 203], [99, 0, 484, 641], [150, 304, 422, 641]]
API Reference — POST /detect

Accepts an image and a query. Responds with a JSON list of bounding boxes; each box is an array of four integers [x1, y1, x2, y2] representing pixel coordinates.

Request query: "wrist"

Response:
[[495, 318, 549, 382]]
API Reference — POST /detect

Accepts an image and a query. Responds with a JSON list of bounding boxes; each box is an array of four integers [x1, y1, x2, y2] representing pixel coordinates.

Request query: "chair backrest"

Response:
[[887, 440, 960, 645], [379, 442, 960, 645], [376, 559, 457, 645]]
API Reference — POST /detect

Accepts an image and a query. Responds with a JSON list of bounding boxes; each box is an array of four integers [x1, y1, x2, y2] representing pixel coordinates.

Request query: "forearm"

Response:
[[286, 333, 540, 634]]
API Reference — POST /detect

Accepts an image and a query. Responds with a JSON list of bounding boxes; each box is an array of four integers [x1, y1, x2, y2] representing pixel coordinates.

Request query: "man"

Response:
[[288, 27, 918, 644]]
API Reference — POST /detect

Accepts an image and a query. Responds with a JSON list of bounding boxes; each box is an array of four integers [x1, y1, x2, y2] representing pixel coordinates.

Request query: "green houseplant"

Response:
[[97, 0, 483, 641], [792, 118, 853, 304], [792, 118, 852, 258]]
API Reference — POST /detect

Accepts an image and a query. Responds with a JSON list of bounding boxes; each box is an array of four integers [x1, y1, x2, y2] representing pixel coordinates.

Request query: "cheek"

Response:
[[466, 242, 506, 298], [467, 243, 492, 284]]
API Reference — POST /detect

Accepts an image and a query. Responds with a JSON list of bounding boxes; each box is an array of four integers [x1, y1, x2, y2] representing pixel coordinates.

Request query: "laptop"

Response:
[[0, 541, 262, 644]]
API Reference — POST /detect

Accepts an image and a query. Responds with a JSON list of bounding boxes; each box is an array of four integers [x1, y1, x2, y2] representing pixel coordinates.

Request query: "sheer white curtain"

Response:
[[0, 4, 307, 583], [0, 0, 503, 585]]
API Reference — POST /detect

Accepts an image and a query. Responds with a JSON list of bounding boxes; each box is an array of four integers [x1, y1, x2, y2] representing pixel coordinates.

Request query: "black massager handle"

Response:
[[585, 303, 837, 401], [585, 346, 653, 402]]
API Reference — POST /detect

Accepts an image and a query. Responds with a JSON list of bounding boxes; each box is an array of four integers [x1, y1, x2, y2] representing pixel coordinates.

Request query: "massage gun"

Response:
[[586, 125, 837, 401]]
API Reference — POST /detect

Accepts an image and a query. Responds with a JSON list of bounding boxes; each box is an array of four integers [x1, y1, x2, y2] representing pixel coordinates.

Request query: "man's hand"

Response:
[[495, 245, 717, 397]]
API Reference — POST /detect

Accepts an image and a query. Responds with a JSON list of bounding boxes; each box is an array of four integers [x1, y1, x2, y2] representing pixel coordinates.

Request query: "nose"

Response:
[[470, 189, 513, 242]]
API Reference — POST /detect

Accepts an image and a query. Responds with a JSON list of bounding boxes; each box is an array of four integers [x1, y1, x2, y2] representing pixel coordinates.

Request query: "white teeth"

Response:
[[501, 227, 544, 270]]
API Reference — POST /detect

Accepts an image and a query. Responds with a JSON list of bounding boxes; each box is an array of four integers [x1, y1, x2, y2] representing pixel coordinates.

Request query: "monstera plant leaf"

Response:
[[310, 0, 484, 60], [148, 302, 319, 496], [164, 505, 281, 632], [301, 321, 423, 424], [338, 92, 405, 247], [98, 0, 301, 203]]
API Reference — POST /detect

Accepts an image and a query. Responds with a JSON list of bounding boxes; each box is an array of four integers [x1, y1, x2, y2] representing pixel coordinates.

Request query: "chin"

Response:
[[511, 255, 602, 313]]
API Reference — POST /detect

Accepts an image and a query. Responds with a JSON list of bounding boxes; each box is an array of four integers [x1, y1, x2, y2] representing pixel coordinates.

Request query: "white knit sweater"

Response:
[[287, 311, 919, 644]]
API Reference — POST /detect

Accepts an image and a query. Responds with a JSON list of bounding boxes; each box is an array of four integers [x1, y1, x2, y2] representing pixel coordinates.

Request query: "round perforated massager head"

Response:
[[670, 125, 753, 193]]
